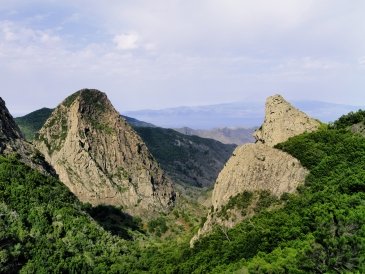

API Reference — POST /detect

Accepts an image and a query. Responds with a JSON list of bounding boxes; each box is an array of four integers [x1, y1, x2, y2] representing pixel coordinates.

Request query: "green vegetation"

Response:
[[63, 91, 80, 107], [123, 119, 365, 273], [5, 109, 365, 273], [14, 108, 53, 141], [0, 155, 139, 272], [217, 190, 279, 221], [135, 127, 236, 187], [332, 109, 365, 129]]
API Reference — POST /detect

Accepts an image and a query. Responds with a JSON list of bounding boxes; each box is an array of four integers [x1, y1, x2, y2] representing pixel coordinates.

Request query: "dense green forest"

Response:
[[0, 154, 146, 273], [2, 112, 365, 273], [14, 108, 53, 141], [121, 127, 364, 273]]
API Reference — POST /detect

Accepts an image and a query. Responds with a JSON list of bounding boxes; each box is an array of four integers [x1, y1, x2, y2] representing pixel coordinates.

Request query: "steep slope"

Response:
[[123, 115, 156, 128], [34, 89, 175, 214], [212, 143, 307, 209], [175, 126, 255, 145], [134, 127, 236, 187], [15, 108, 54, 141], [15, 108, 154, 142], [0, 155, 141, 272], [16, 107, 235, 188], [193, 94, 318, 243], [254, 94, 321, 146], [0, 98, 53, 175]]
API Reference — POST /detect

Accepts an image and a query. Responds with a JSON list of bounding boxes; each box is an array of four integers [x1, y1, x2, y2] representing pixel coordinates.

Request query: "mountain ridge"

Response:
[[124, 99, 364, 128], [34, 89, 175, 215]]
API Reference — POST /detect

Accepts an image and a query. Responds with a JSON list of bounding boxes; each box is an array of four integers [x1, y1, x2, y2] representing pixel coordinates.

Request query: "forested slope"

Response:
[[2, 111, 365, 273], [122, 122, 365, 273]]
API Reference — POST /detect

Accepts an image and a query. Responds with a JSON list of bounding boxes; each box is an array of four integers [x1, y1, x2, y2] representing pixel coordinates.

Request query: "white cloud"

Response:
[[113, 33, 139, 50], [359, 57, 365, 66], [1, 0, 365, 113]]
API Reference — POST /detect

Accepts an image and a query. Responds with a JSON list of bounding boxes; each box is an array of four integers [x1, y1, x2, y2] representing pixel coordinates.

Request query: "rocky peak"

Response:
[[35, 89, 175, 215], [0, 97, 54, 175], [0, 97, 23, 143], [254, 94, 321, 147], [192, 94, 317, 245]]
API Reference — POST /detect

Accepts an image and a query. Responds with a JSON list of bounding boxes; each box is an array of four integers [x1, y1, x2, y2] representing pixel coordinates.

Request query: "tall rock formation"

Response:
[[254, 94, 321, 147], [212, 143, 307, 209], [0, 97, 53, 175], [192, 94, 319, 244], [34, 89, 175, 214]]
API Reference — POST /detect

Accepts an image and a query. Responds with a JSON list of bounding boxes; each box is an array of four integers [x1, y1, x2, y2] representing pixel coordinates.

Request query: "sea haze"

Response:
[[123, 100, 365, 129]]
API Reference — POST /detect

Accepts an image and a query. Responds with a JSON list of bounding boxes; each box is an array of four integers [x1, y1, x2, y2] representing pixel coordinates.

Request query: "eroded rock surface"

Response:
[[212, 143, 308, 209], [254, 94, 321, 147], [34, 89, 175, 214], [192, 94, 317, 245], [0, 97, 54, 175]]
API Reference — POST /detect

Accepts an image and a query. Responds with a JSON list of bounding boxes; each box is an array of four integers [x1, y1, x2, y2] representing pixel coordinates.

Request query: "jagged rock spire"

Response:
[[35, 89, 175, 215], [254, 94, 321, 147]]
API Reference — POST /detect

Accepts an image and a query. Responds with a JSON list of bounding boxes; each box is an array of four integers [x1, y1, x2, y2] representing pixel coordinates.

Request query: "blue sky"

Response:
[[0, 0, 365, 115]]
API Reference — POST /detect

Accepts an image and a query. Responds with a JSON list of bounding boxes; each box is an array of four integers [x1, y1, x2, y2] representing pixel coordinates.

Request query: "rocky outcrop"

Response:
[[0, 97, 54, 175], [34, 89, 175, 214], [192, 94, 318, 245], [254, 95, 321, 147], [211, 143, 308, 209]]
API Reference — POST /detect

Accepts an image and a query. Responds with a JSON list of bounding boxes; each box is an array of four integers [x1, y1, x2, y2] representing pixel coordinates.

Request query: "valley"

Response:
[[1, 90, 364, 273]]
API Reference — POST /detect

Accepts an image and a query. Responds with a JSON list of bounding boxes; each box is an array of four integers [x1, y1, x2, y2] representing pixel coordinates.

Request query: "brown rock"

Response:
[[34, 89, 175, 215], [212, 143, 308, 210], [192, 94, 317, 245], [254, 94, 321, 147], [0, 97, 54, 175]]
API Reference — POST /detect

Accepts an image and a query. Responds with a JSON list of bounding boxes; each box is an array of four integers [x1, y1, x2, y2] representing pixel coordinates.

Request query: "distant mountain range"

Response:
[[174, 127, 255, 145], [124, 100, 365, 129]]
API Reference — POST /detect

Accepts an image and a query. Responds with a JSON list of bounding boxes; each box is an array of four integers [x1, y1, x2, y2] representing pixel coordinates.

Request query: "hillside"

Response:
[[0, 155, 142, 273], [15, 109, 154, 141], [116, 110, 365, 273], [175, 126, 255, 145], [14, 108, 53, 141], [15, 107, 236, 188], [134, 127, 236, 187], [1, 94, 365, 272]]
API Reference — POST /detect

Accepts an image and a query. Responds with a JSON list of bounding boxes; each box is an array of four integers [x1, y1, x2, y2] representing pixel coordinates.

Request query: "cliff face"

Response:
[[212, 143, 308, 210], [0, 98, 53, 175], [254, 95, 321, 147], [192, 94, 318, 245], [34, 89, 175, 214]]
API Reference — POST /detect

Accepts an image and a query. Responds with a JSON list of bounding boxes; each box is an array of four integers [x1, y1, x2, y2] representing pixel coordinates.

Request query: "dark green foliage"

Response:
[[87, 205, 143, 240], [14, 108, 54, 141], [123, 127, 365, 273], [63, 91, 81, 107], [147, 217, 168, 236], [254, 190, 279, 213], [0, 155, 140, 272], [135, 127, 236, 187], [217, 191, 254, 219], [332, 109, 365, 129], [7, 109, 365, 273]]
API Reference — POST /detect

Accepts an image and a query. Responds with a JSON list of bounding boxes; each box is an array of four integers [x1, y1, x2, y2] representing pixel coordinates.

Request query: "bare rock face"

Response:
[[212, 143, 308, 209], [34, 89, 175, 214], [254, 94, 321, 147], [192, 94, 316, 245], [0, 97, 54, 175]]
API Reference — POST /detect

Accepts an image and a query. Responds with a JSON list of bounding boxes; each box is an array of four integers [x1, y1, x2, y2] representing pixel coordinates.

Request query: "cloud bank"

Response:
[[0, 0, 364, 115]]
